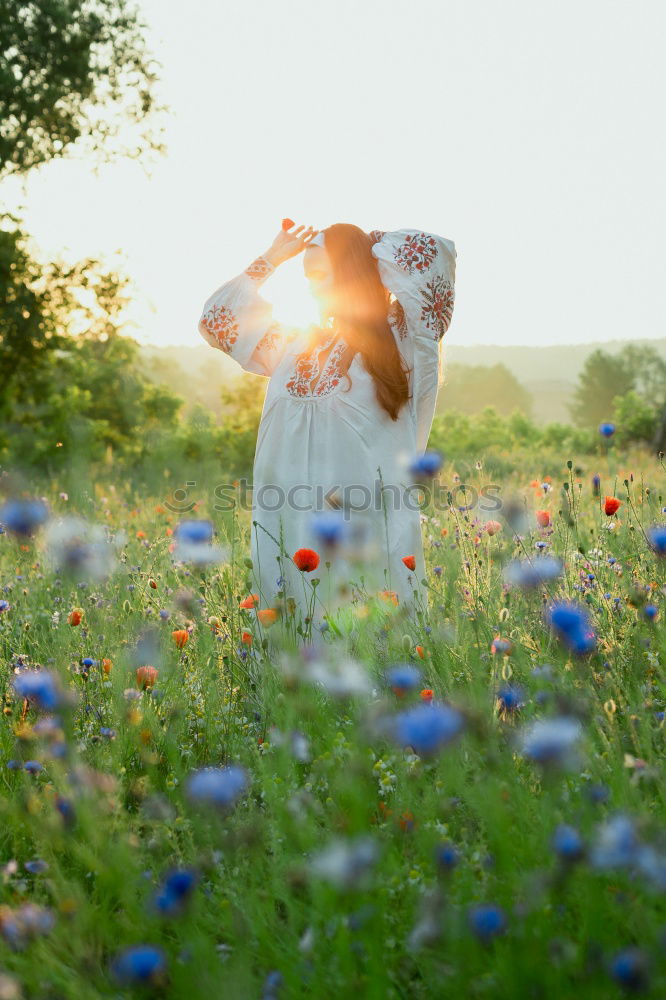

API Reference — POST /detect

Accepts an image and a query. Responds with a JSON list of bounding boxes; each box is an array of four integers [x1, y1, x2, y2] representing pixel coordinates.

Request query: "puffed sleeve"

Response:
[[198, 255, 297, 377], [370, 229, 456, 453]]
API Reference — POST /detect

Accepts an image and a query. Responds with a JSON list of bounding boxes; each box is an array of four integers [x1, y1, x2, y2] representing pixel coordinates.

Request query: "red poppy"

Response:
[[485, 520, 502, 535], [102, 658, 113, 675], [136, 666, 158, 689], [172, 629, 189, 648], [604, 496, 621, 516], [241, 630, 253, 646], [293, 548, 320, 572], [149, 578, 157, 589], [536, 509, 550, 527], [282, 218, 295, 231], [257, 609, 278, 627], [239, 593, 259, 609], [415, 644, 425, 659], [68, 609, 83, 626], [402, 555, 416, 571], [420, 688, 434, 702]]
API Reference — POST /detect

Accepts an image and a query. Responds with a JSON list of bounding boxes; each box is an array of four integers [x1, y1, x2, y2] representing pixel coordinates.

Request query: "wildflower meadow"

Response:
[[0, 438, 664, 999]]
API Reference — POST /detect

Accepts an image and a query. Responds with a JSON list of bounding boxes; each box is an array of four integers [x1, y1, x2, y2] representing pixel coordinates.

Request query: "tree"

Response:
[[0, 212, 182, 470], [570, 345, 666, 428], [0, 0, 167, 177], [437, 363, 534, 418]]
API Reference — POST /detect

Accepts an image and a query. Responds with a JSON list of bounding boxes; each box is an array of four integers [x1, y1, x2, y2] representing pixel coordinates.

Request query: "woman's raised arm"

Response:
[[197, 223, 319, 378]]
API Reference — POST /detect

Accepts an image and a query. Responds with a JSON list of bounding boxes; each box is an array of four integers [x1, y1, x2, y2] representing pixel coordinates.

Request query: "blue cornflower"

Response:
[[100, 727, 116, 739], [589, 813, 638, 868], [643, 604, 659, 621], [262, 970, 284, 1000], [0, 600, 10, 613], [608, 948, 649, 992], [174, 519, 213, 545], [467, 903, 507, 941], [309, 509, 349, 547], [152, 868, 198, 916], [519, 716, 583, 767], [56, 797, 75, 826], [496, 686, 525, 712], [503, 555, 562, 588], [408, 450, 443, 478], [110, 945, 168, 986], [13, 671, 64, 711], [433, 566, 442, 576], [186, 764, 248, 808], [434, 842, 460, 871], [159, 608, 170, 620], [0, 498, 49, 536], [598, 422, 615, 438], [393, 702, 464, 757], [551, 824, 584, 862], [592, 474, 601, 496], [24, 760, 43, 775], [81, 657, 95, 668], [385, 664, 422, 695], [545, 600, 596, 654], [647, 523, 666, 557], [25, 859, 49, 874]]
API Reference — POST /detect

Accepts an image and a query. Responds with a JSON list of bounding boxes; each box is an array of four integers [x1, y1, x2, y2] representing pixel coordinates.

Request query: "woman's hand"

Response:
[[263, 223, 319, 268]]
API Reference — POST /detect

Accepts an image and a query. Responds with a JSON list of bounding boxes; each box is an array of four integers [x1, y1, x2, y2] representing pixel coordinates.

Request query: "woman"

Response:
[[198, 222, 456, 626]]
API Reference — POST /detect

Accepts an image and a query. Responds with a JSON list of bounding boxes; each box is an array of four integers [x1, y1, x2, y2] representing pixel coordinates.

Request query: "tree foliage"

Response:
[[0, 0, 167, 177], [570, 344, 666, 442], [438, 362, 534, 418], [0, 213, 183, 470]]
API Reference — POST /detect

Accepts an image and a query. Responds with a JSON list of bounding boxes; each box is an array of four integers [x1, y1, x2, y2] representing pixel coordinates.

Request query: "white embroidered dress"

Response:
[[198, 229, 456, 622]]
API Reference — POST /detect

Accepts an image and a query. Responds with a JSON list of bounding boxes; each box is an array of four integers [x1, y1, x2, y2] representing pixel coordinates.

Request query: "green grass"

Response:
[[0, 447, 665, 999]]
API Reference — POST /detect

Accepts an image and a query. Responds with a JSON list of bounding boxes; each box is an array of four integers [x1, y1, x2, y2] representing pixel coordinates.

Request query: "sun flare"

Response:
[[261, 263, 321, 330]]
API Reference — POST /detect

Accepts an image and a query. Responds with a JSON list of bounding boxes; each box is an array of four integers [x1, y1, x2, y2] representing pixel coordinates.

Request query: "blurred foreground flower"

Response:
[[13, 670, 68, 712], [309, 835, 379, 890], [646, 523, 666, 557], [518, 716, 583, 769], [503, 555, 562, 588], [0, 498, 49, 537], [407, 450, 443, 478], [391, 702, 465, 757], [467, 903, 507, 942], [309, 656, 373, 698], [599, 422, 615, 438], [110, 945, 168, 987], [44, 515, 124, 581], [151, 868, 198, 917], [385, 664, 422, 697], [186, 765, 249, 810], [545, 600, 596, 654], [173, 519, 227, 565]]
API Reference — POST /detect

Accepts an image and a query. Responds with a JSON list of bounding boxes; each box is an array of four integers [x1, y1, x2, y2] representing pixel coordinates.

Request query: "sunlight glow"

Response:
[[260, 262, 321, 331]]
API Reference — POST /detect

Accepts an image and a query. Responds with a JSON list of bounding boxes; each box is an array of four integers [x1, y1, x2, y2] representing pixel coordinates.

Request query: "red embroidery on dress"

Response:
[[245, 257, 272, 281], [254, 321, 283, 355], [313, 341, 353, 395], [388, 298, 408, 341], [393, 233, 438, 275], [285, 331, 350, 398], [419, 276, 454, 341], [200, 303, 239, 353]]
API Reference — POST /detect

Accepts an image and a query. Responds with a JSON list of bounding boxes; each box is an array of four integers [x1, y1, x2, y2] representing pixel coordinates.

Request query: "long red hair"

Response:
[[307, 223, 411, 422]]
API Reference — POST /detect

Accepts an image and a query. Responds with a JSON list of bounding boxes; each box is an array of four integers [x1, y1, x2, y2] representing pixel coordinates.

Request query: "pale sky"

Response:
[[4, 0, 665, 349]]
